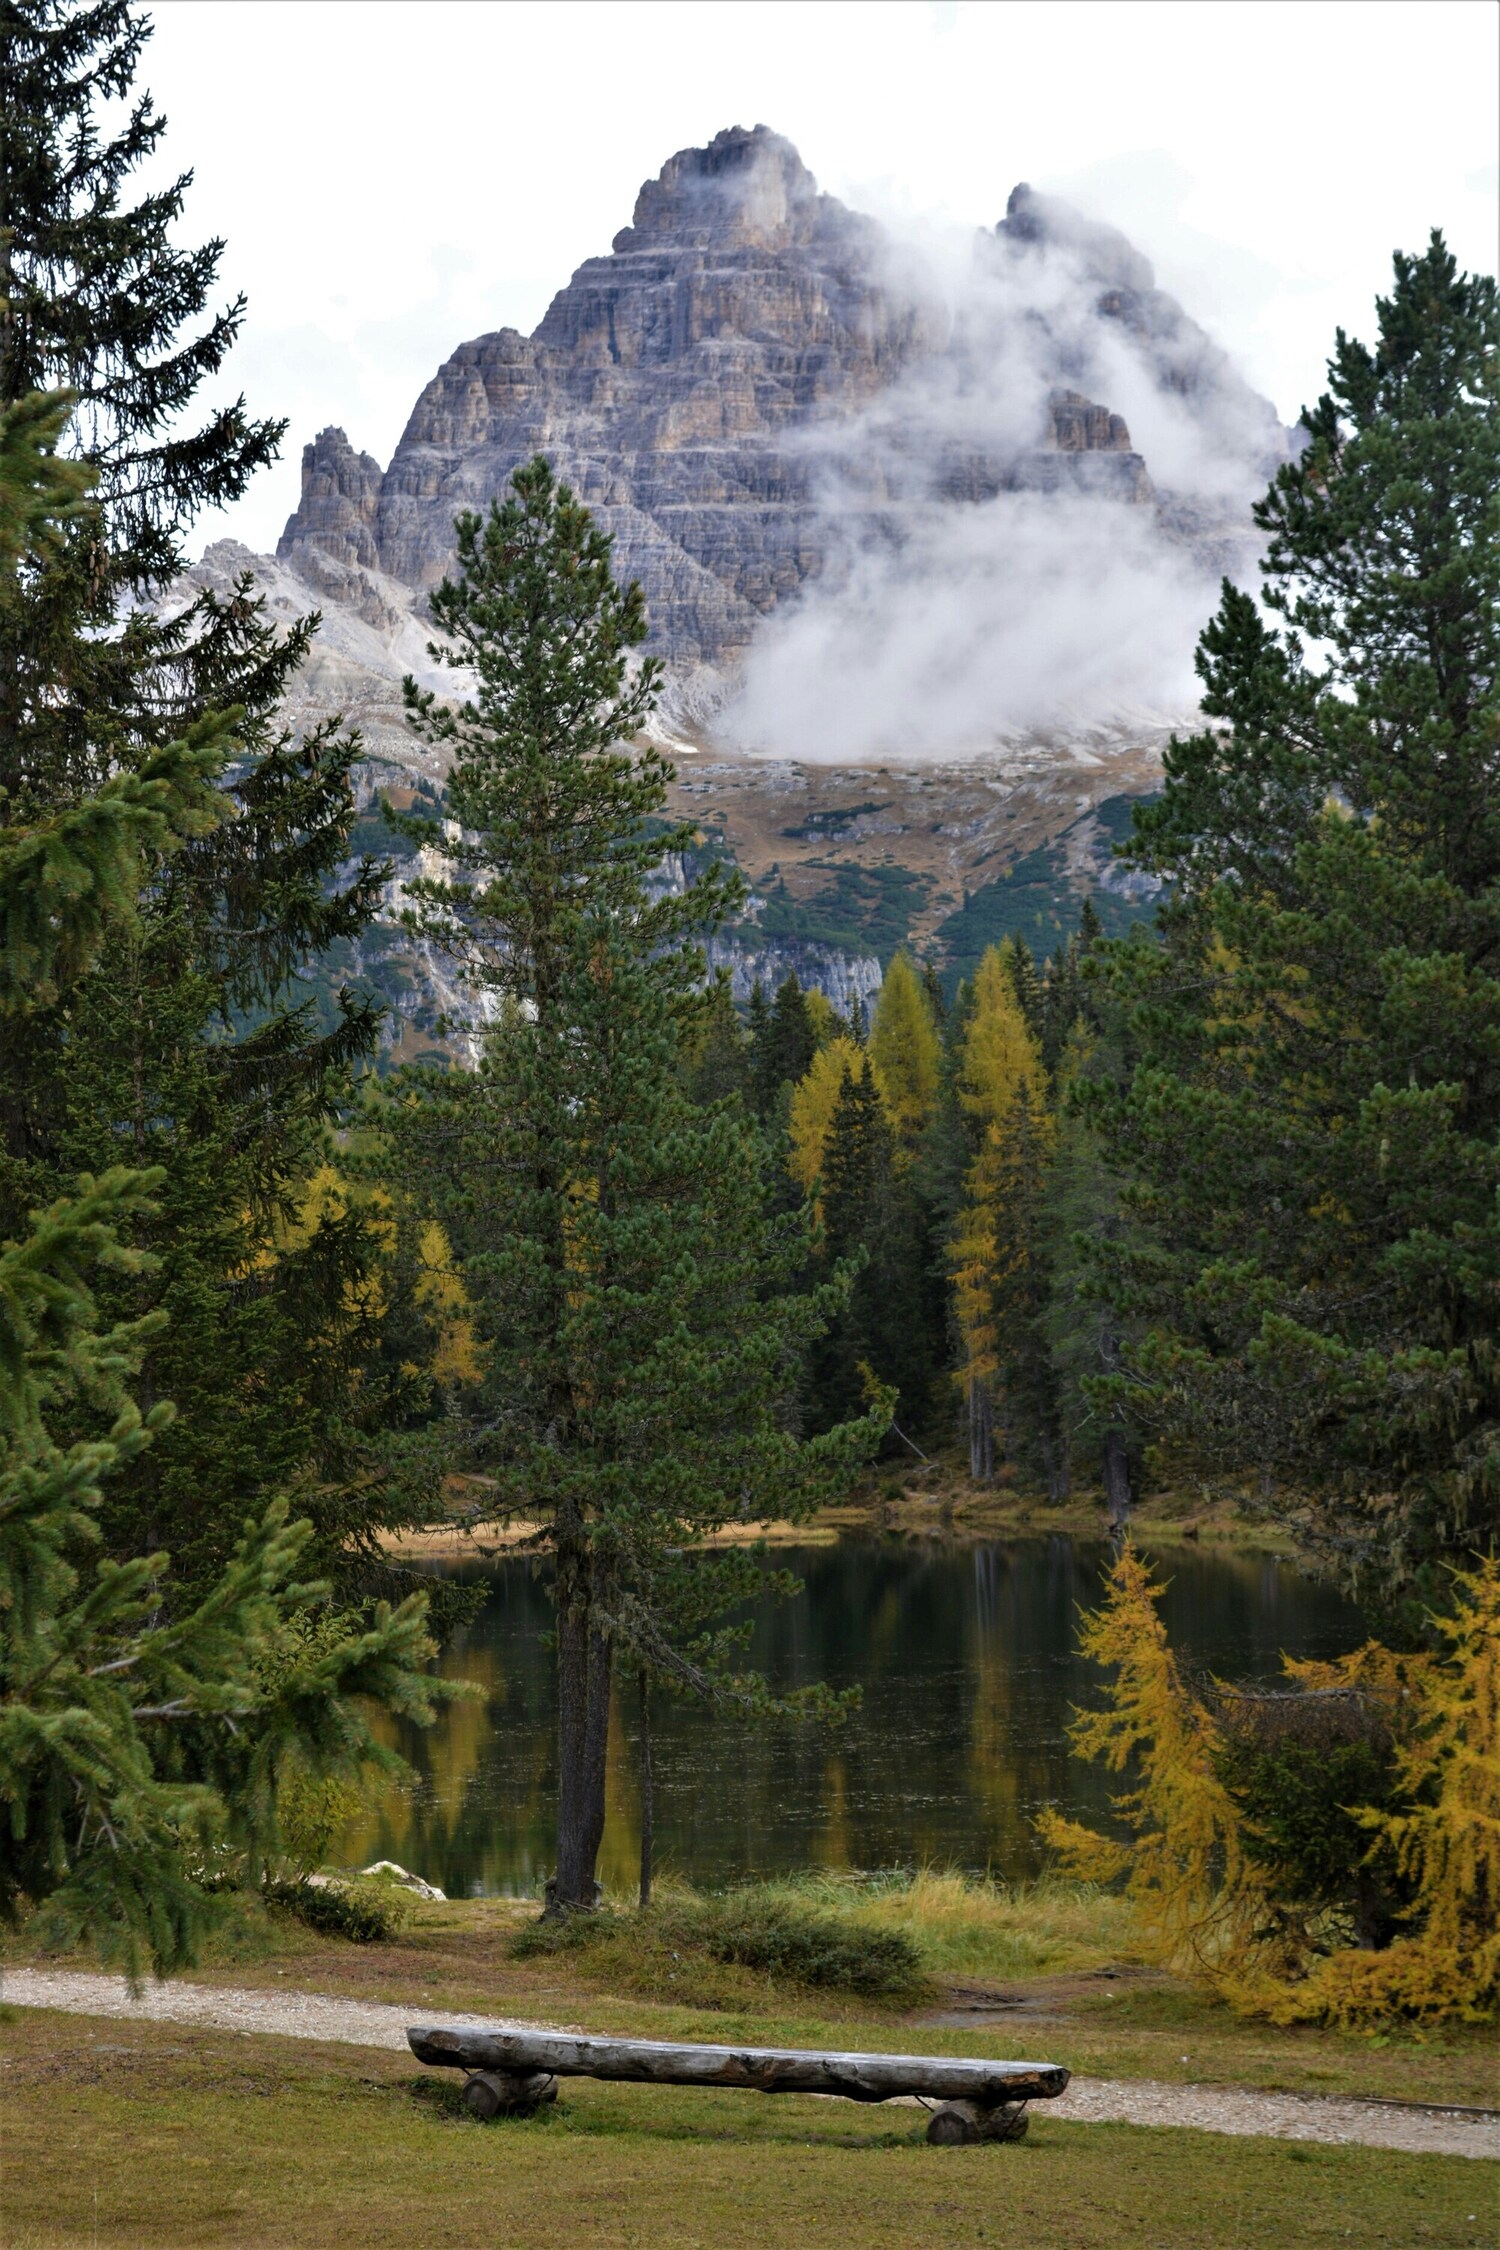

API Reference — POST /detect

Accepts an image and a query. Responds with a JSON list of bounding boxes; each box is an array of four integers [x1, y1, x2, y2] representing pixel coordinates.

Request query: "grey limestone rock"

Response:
[[277, 126, 1266, 671]]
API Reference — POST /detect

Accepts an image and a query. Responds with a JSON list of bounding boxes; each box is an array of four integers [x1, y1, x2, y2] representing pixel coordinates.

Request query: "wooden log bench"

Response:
[[407, 2025, 1070, 2146]]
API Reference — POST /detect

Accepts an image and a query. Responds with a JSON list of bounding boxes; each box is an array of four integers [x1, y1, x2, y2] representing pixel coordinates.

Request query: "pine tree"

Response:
[[1045, 1029, 1136, 1526], [806, 1061, 937, 1434], [0, 408, 448, 1979], [681, 974, 750, 1106], [1005, 934, 1044, 1046], [986, 1081, 1067, 1496], [0, 1, 414, 1592], [751, 973, 818, 1116], [384, 459, 882, 1909], [1085, 238, 1500, 1599]]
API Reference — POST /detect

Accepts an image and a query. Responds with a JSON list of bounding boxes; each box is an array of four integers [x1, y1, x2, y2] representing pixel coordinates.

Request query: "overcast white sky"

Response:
[[142, 0, 1499, 557]]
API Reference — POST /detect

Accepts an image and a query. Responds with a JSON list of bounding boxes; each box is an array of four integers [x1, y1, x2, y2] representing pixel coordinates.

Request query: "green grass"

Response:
[[735, 1868, 1142, 1982], [1, 2010, 1486, 2250], [10, 1873, 1495, 2109]]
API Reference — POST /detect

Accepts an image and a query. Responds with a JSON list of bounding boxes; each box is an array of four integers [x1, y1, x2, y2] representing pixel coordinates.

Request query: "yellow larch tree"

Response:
[[868, 951, 942, 1159], [1048, 1552, 1500, 2025], [787, 1038, 881, 1199], [1037, 1545, 1254, 1967], [1234, 1559, 1500, 2025], [950, 943, 1050, 1477]]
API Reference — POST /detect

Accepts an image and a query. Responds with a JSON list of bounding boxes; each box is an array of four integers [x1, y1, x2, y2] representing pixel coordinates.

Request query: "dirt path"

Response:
[[4, 1967, 1494, 2161]]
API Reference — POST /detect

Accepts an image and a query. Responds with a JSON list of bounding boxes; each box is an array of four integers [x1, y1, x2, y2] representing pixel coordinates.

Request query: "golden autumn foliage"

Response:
[[1229, 1559, 1500, 2026], [950, 945, 1051, 1393], [283, 1164, 481, 1388], [802, 986, 844, 1049], [958, 943, 1048, 1130], [1036, 1545, 1254, 1967], [787, 1039, 882, 1197], [1045, 1547, 1500, 2024], [868, 951, 942, 1156]]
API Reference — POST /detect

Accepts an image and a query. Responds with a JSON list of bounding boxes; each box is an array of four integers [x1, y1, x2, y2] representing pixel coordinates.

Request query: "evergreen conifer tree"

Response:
[[0, 395, 448, 1978], [384, 460, 882, 1909], [0, 0, 416, 1590], [751, 972, 819, 1116], [806, 1061, 937, 1434], [1087, 237, 1500, 1598], [681, 974, 750, 1106]]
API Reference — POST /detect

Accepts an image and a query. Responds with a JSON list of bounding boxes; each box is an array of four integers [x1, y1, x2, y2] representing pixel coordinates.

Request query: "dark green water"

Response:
[[345, 1538, 1365, 1898]]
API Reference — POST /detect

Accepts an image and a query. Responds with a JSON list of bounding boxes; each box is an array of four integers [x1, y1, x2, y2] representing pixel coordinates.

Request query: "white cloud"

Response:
[[137, 0, 1496, 558]]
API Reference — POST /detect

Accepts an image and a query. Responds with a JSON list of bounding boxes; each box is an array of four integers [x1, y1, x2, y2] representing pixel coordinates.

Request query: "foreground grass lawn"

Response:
[[40, 1887, 1488, 2111], [1, 2011, 1487, 2250]]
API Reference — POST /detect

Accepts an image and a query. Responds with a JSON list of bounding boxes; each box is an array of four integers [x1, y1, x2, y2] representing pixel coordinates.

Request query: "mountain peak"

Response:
[[999, 183, 1156, 294], [613, 124, 825, 253]]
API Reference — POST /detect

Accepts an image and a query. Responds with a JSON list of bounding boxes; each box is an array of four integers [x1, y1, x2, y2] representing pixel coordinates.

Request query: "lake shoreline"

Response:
[[376, 1479, 1298, 1566]]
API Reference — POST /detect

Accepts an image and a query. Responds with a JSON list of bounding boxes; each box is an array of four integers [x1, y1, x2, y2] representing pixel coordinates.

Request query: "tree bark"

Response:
[[638, 1668, 653, 1912], [410, 2027, 1069, 2107], [1098, 1319, 1131, 1534], [967, 1376, 994, 1483], [579, 1615, 612, 1884], [1102, 1425, 1131, 1535], [551, 1526, 601, 1912]]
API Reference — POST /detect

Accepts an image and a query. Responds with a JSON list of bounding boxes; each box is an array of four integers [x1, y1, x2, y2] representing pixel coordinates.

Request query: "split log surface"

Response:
[[408, 2026, 1068, 2106]]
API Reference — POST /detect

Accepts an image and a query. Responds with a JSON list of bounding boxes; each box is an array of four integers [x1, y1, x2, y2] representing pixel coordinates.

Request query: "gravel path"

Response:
[[4, 1968, 1495, 2162]]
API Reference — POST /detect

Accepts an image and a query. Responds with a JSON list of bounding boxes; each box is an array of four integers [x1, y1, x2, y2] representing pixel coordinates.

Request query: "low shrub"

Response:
[[1213, 1689, 1415, 1950], [675, 1894, 926, 1999], [752, 1867, 1139, 1981], [510, 1887, 928, 2003], [264, 1877, 409, 1944]]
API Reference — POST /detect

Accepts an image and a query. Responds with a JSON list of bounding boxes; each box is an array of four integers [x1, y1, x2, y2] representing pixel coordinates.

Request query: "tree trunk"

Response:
[[1102, 1425, 1131, 1535], [410, 2026, 1070, 2107], [967, 1376, 994, 1483], [579, 1616, 612, 1884], [1098, 1318, 1130, 1535], [638, 1668, 653, 1911], [551, 1528, 603, 1912]]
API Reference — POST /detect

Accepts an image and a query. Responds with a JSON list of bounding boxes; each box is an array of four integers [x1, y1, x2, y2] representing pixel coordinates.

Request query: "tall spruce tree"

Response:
[[0, 0, 421, 1590], [752, 973, 819, 1116], [806, 1060, 937, 1436], [0, 382, 449, 1979], [384, 459, 882, 1910], [1086, 236, 1500, 1599]]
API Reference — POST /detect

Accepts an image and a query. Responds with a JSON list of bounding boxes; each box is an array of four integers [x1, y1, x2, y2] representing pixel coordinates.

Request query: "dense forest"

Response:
[[1, 0, 1495, 2020]]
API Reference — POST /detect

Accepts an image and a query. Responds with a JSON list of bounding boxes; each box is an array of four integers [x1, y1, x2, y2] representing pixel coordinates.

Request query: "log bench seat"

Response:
[[407, 2025, 1070, 2145]]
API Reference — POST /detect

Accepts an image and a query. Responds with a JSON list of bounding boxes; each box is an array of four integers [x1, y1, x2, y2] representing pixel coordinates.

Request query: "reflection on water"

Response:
[[343, 1538, 1365, 1898]]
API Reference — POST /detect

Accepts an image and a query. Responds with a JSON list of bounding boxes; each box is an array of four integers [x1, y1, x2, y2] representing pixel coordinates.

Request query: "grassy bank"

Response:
[[10, 1871, 1494, 2111], [2, 2006, 1486, 2250]]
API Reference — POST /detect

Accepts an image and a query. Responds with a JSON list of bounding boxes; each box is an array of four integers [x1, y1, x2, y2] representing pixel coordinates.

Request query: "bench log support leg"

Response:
[[462, 2069, 558, 2120], [925, 2098, 1029, 2146]]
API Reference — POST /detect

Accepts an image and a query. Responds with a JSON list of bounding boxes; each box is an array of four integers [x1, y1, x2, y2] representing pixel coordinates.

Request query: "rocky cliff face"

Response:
[[278, 125, 1274, 674]]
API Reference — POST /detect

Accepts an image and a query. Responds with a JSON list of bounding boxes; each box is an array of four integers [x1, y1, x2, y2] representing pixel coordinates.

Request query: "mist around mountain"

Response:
[[181, 125, 1290, 1028]]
